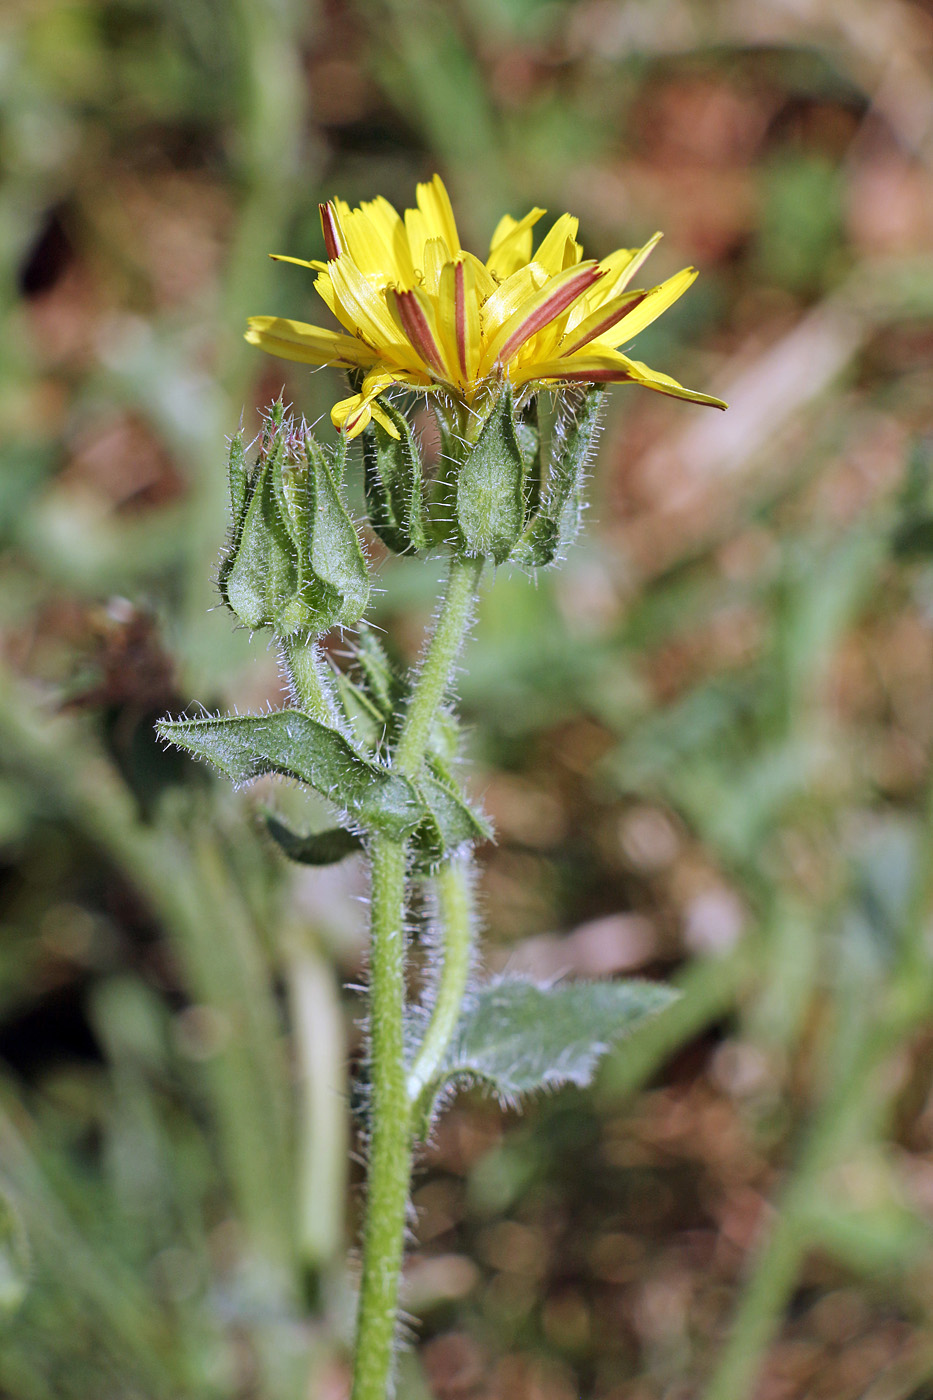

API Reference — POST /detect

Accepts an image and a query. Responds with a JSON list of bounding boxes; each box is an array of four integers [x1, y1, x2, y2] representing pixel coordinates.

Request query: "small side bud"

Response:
[[218, 407, 369, 637], [512, 386, 604, 568]]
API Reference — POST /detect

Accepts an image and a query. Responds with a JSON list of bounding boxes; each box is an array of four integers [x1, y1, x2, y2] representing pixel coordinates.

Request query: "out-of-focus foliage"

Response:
[[3, 1, 933, 1397]]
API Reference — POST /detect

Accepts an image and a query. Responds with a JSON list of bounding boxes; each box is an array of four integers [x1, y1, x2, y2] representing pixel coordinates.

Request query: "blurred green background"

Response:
[[4, 1, 933, 1397]]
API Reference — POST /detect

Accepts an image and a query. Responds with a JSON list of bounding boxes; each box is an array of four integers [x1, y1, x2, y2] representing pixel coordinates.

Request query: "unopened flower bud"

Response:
[[219, 405, 369, 637], [361, 383, 604, 566]]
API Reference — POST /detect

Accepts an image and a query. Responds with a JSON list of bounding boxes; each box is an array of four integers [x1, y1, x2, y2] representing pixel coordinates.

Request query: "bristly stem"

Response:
[[351, 551, 484, 1400], [351, 833, 411, 1400], [280, 634, 339, 726], [394, 554, 484, 777], [408, 857, 475, 1115]]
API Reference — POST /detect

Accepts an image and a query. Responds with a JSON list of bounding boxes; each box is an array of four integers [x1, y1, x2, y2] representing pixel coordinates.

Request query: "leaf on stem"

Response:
[[264, 815, 363, 865], [158, 710, 491, 862], [414, 760, 493, 870], [157, 710, 423, 840], [435, 977, 678, 1102]]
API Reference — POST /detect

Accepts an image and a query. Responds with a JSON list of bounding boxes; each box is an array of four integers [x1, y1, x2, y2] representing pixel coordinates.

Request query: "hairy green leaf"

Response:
[[414, 760, 493, 870], [439, 977, 678, 1100], [264, 815, 363, 865], [157, 711, 423, 840], [159, 710, 491, 859]]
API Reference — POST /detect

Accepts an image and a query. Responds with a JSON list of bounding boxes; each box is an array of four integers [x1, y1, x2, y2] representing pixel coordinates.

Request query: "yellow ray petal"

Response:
[[602, 232, 663, 299], [479, 261, 604, 375], [562, 235, 663, 335], [269, 253, 329, 272], [361, 195, 416, 286], [331, 369, 428, 439], [488, 213, 516, 252], [341, 206, 402, 282], [486, 208, 545, 278], [328, 257, 423, 368], [511, 345, 637, 384], [620, 356, 728, 407], [314, 270, 358, 335], [331, 393, 375, 439], [421, 237, 449, 296], [533, 213, 580, 275], [437, 257, 481, 386], [386, 284, 454, 381], [512, 346, 727, 408], [480, 264, 547, 342], [558, 289, 649, 356], [319, 201, 346, 259], [244, 316, 376, 367], [459, 250, 497, 304], [331, 371, 396, 439], [595, 268, 698, 350], [416, 174, 460, 257], [369, 399, 402, 437]]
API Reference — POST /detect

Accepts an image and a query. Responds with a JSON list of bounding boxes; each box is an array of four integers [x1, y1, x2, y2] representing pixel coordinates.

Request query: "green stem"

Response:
[[281, 634, 339, 725], [351, 551, 484, 1400], [408, 857, 475, 1113], [394, 554, 484, 776], [351, 834, 411, 1400]]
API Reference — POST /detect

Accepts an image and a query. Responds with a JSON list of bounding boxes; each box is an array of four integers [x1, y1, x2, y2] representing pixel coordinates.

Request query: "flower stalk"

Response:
[[407, 856, 475, 1114], [352, 549, 483, 1400], [353, 833, 411, 1400]]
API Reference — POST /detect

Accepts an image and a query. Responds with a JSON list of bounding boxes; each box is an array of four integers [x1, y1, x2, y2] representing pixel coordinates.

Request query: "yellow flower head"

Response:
[[246, 174, 726, 440]]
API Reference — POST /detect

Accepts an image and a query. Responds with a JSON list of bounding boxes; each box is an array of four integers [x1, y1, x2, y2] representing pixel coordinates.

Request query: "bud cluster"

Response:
[[219, 386, 603, 639], [365, 384, 604, 566]]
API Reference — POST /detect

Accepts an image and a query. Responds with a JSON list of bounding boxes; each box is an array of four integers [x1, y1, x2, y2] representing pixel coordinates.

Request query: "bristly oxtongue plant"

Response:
[[158, 175, 726, 1400]]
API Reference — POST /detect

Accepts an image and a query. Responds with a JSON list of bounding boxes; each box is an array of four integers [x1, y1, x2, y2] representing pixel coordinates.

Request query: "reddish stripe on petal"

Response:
[[319, 203, 344, 260], [497, 266, 604, 364], [393, 289, 448, 377], [455, 260, 468, 379], [563, 291, 650, 354]]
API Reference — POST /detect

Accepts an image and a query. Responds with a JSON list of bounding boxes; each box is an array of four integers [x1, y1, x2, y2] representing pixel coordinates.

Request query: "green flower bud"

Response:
[[219, 404, 369, 637], [358, 383, 603, 567], [454, 383, 604, 567], [513, 386, 604, 567], [362, 397, 429, 556], [455, 383, 527, 564]]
